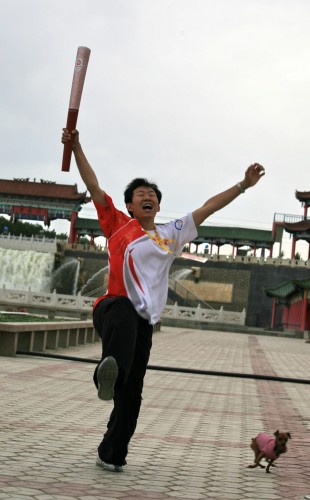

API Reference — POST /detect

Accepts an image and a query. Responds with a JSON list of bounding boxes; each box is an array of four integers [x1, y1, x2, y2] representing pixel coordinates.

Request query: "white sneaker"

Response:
[[97, 356, 118, 401], [96, 453, 123, 472]]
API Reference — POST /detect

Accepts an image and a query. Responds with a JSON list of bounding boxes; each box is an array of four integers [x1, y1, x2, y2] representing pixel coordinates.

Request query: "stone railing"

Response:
[[0, 287, 94, 320], [0, 234, 57, 253], [206, 254, 310, 267], [1, 234, 309, 267], [162, 303, 246, 325], [64, 242, 107, 253], [0, 287, 244, 325]]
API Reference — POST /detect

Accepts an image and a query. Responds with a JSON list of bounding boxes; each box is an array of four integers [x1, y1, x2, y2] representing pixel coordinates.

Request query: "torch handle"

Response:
[[61, 109, 79, 172]]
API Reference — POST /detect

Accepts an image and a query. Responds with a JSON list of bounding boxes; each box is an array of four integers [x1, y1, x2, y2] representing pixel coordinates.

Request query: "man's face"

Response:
[[126, 186, 160, 220]]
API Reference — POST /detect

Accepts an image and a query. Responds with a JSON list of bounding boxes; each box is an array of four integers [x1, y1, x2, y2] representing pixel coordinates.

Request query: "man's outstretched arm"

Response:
[[192, 163, 265, 227], [62, 129, 107, 206]]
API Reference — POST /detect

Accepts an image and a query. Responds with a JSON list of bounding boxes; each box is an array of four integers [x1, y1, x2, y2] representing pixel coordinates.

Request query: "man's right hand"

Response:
[[61, 128, 80, 150]]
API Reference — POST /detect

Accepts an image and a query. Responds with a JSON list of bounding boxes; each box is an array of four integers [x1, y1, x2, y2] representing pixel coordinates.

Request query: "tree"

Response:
[[0, 216, 66, 239]]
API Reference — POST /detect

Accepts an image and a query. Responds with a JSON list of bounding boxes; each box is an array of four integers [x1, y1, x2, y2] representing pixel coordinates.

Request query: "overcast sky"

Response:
[[1, 0, 310, 256]]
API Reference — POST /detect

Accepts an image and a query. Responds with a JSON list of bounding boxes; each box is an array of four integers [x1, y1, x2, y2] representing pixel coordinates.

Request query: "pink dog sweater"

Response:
[[255, 432, 287, 461]]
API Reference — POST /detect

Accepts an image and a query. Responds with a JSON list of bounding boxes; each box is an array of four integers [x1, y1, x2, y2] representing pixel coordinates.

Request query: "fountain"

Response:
[[0, 247, 54, 292], [51, 258, 81, 295], [0, 245, 105, 297], [80, 265, 109, 297], [169, 267, 214, 309], [171, 269, 193, 281]]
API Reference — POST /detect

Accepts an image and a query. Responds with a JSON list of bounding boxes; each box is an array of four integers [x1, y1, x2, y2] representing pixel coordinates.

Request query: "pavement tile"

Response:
[[1, 326, 310, 499]]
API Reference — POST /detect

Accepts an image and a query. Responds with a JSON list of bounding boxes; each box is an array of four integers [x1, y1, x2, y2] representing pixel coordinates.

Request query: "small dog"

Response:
[[247, 430, 291, 473]]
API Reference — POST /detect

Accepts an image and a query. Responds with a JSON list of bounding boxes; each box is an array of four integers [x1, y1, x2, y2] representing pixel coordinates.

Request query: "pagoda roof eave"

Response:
[[265, 282, 297, 299], [283, 219, 310, 232], [0, 179, 89, 202], [295, 190, 310, 201], [195, 225, 278, 243], [265, 277, 310, 299], [292, 278, 310, 290]]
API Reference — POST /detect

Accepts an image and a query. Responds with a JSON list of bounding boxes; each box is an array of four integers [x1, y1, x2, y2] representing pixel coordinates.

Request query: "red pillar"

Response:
[[283, 305, 289, 328], [301, 288, 308, 331], [271, 298, 277, 328], [269, 244, 273, 258], [291, 236, 296, 260], [69, 211, 78, 244], [304, 203, 308, 219]]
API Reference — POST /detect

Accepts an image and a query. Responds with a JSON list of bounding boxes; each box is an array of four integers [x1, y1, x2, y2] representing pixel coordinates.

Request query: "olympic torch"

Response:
[[62, 46, 91, 171]]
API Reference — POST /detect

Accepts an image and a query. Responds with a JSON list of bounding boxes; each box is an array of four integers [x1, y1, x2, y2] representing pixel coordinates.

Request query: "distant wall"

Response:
[[178, 259, 309, 328]]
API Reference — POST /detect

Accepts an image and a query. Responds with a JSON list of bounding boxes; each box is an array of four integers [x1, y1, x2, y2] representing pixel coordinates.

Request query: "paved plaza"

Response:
[[1, 326, 310, 500]]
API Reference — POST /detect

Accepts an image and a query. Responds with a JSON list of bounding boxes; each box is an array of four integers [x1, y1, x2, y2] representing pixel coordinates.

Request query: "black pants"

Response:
[[93, 296, 153, 466]]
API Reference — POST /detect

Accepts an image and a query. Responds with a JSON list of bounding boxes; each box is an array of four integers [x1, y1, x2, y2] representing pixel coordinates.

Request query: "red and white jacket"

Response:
[[93, 193, 198, 325]]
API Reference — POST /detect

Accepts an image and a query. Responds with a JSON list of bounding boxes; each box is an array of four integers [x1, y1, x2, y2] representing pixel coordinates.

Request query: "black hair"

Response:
[[124, 178, 162, 217]]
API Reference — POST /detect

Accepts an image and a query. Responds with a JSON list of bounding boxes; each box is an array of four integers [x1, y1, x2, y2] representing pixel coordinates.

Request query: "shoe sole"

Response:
[[97, 356, 118, 401], [96, 456, 123, 472]]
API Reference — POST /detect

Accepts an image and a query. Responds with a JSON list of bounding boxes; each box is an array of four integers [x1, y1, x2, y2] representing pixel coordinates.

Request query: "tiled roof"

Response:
[[74, 217, 104, 237], [265, 282, 296, 299], [295, 190, 310, 201], [195, 225, 274, 243], [293, 278, 310, 289], [265, 277, 310, 298], [74, 218, 101, 229], [0, 179, 88, 201], [283, 219, 310, 232]]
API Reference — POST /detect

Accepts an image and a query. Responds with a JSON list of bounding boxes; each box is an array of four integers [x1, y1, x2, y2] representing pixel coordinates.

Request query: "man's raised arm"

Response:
[[61, 129, 107, 206], [192, 163, 265, 227]]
